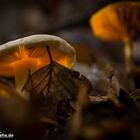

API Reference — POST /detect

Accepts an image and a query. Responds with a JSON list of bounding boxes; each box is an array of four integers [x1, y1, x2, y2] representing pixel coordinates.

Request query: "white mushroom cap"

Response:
[[0, 34, 76, 91]]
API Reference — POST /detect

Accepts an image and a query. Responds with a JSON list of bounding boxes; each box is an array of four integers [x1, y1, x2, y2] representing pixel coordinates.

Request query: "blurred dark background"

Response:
[[0, 0, 139, 41], [0, 0, 140, 78]]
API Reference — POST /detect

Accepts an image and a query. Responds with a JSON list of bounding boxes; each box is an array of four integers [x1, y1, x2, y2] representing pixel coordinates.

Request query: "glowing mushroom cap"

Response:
[[0, 34, 76, 91], [90, 2, 140, 41]]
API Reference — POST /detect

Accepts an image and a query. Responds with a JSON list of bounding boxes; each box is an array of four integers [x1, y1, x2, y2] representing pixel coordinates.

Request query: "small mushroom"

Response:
[[90, 2, 140, 75], [0, 34, 76, 92]]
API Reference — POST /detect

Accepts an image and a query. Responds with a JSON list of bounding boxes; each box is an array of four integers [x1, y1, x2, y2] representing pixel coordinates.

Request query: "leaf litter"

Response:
[[21, 46, 140, 140]]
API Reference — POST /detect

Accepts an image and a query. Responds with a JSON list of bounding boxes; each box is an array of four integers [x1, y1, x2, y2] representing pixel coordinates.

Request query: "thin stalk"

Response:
[[124, 37, 133, 75], [124, 37, 134, 90], [14, 66, 29, 93]]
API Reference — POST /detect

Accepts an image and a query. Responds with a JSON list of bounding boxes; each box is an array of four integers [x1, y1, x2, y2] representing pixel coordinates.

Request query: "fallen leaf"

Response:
[[22, 47, 91, 121]]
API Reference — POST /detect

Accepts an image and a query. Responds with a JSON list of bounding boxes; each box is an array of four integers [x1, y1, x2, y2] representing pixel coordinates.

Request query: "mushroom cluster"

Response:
[[0, 3, 140, 138]]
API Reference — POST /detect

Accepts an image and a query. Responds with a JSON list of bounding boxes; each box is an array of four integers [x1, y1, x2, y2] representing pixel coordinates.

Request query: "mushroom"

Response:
[[90, 2, 140, 75], [0, 34, 76, 92]]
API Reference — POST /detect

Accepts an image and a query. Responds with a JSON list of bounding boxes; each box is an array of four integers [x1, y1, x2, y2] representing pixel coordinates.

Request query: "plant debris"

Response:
[[22, 47, 91, 138]]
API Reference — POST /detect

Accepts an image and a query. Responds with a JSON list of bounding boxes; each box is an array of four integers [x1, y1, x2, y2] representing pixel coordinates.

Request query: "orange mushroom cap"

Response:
[[90, 2, 140, 41], [0, 34, 76, 91]]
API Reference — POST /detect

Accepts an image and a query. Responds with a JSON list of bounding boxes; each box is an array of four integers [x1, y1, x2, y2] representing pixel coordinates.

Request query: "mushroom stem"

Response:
[[14, 66, 29, 92], [13, 59, 39, 92], [124, 37, 133, 75], [124, 37, 135, 90]]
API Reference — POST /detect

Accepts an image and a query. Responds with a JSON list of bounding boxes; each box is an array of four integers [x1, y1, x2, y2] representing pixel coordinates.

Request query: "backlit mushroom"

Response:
[[0, 34, 76, 92], [90, 2, 140, 75]]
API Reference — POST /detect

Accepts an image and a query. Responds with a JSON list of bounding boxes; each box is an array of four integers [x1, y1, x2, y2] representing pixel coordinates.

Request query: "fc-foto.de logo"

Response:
[[0, 132, 14, 139]]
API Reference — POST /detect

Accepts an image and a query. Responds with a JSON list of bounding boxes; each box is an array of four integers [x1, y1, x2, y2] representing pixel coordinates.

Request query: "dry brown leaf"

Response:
[[22, 47, 91, 120]]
